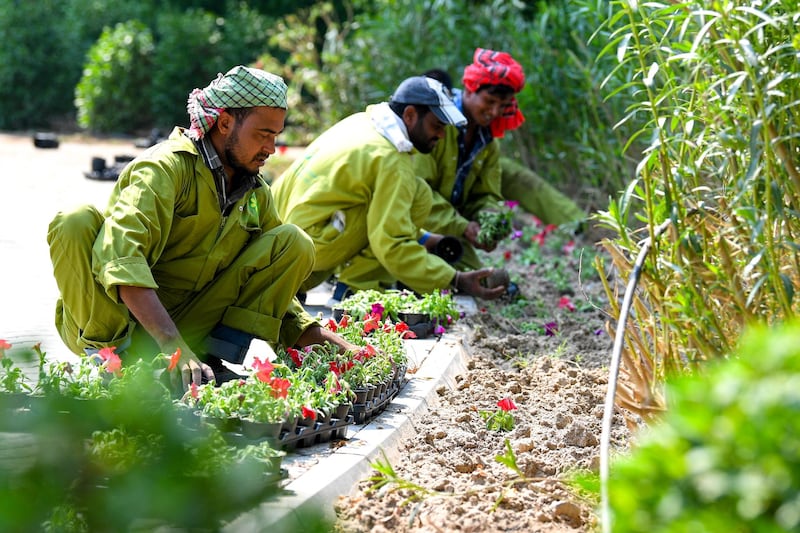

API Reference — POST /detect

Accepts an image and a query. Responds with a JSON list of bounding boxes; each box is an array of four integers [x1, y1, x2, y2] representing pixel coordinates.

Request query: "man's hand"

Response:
[[455, 268, 507, 300], [463, 221, 496, 252], [296, 324, 359, 354], [162, 339, 216, 392], [118, 285, 214, 392]]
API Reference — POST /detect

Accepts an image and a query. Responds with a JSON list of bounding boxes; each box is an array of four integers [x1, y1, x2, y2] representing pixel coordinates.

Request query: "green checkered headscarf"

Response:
[[186, 65, 287, 140]]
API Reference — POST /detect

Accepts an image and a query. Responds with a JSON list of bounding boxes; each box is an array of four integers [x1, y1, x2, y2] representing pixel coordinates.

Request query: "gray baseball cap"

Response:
[[390, 76, 467, 127]]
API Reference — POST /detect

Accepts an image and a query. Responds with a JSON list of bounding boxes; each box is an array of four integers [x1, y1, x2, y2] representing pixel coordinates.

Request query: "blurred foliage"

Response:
[[74, 21, 155, 133], [594, 0, 800, 417], [598, 321, 800, 531], [0, 0, 636, 210], [0, 345, 286, 531]]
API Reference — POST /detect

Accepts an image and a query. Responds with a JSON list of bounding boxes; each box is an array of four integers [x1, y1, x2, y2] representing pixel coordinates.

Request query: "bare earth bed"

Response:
[[334, 213, 633, 532]]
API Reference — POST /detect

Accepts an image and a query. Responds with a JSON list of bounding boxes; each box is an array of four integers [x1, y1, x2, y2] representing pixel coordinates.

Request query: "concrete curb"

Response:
[[223, 330, 471, 532]]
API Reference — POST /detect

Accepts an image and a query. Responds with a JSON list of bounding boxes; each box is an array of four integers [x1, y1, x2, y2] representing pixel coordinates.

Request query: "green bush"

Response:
[[0, 0, 82, 129], [150, 3, 273, 131], [74, 20, 155, 134], [607, 321, 800, 531]]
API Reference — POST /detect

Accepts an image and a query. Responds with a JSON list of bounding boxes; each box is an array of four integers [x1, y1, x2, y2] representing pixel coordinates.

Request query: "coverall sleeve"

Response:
[[367, 158, 456, 294], [92, 155, 188, 303]]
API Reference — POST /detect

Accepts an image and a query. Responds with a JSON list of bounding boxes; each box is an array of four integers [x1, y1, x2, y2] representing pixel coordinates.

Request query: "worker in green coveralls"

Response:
[[416, 50, 586, 271], [47, 66, 355, 390], [272, 76, 507, 302]]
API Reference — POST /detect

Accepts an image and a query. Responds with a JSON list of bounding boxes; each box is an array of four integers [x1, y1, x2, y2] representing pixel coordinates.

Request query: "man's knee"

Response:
[[279, 223, 315, 264], [48, 205, 103, 248]]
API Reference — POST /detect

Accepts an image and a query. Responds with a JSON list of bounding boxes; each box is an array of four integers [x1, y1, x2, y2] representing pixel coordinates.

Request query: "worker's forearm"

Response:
[[118, 285, 181, 347]]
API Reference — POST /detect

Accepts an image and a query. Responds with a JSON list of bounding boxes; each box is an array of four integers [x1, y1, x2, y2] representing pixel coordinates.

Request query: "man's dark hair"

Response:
[[422, 69, 454, 93], [478, 84, 515, 98], [224, 107, 255, 122]]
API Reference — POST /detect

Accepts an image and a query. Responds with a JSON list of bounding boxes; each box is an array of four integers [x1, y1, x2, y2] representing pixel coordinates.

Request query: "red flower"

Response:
[[326, 318, 338, 332], [338, 314, 350, 328], [532, 231, 546, 247], [558, 296, 576, 312], [268, 377, 291, 398], [286, 347, 303, 367], [356, 345, 377, 361], [98, 346, 117, 361], [190, 382, 199, 399], [253, 357, 275, 383], [168, 347, 181, 371], [104, 352, 122, 376], [0, 339, 11, 351], [329, 360, 354, 376], [503, 250, 512, 261], [362, 314, 380, 333], [497, 397, 517, 411], [301, 405, 317, 420]]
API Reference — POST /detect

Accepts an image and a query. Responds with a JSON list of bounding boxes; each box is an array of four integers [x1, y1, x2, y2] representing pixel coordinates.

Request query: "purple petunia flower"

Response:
[[371, 302, 385, 319], [543, 321, 558, 336]]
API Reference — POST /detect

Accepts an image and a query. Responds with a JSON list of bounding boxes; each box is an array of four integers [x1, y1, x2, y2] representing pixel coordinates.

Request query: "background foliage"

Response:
[[594, 0, 800, 417], [0, 0, 636, 211]]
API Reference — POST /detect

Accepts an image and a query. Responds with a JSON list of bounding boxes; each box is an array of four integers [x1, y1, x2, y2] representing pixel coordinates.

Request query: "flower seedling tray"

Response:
[[222, 413, 353, 451], [350, 375, 407, 425]]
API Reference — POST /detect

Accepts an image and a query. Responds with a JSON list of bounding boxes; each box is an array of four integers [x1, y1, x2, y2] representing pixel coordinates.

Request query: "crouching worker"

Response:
[[47, 65, 356, 392], [272, 76, 506, 302]]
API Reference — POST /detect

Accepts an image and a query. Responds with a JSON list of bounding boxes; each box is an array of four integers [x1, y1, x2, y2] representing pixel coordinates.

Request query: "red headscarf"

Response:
[[462, 48, 525, 138]]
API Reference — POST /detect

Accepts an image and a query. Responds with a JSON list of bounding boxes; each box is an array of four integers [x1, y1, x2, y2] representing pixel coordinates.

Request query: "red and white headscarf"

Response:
[[462, 48, 526, 138]]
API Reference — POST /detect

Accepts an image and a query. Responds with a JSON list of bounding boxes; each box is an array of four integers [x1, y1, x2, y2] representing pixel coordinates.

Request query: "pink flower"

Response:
[[558, 296, 576, 312], [532, 231, 546, 247], [562, 240, 576, 255], [190, 382, 199, 399], [497, 397, 517, 411], [371, 303, 385, 319], [511, 229, 523, 240], [434, 324, 446, 336], [543, 321, 559, 336], [504, 200, 519, 210], [0, 339, 11, 352]]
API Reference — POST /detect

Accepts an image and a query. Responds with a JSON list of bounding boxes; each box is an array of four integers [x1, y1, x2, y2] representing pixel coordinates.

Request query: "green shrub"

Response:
[[0, 0, 82, 129], [607, 321, 800, 532], [74, 20, 155, 134], [150, 3, 273, 131]]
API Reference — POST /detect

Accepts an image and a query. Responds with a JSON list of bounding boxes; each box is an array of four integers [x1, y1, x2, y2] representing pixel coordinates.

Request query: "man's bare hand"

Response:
[[455, 268, 507, 300]]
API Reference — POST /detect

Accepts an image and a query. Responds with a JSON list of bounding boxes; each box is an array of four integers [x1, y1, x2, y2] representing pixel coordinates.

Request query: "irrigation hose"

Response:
[[600, 218, 672, 533]]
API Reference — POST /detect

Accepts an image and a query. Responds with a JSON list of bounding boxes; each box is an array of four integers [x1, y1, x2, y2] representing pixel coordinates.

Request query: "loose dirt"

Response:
[[334, 214, 633, 532]]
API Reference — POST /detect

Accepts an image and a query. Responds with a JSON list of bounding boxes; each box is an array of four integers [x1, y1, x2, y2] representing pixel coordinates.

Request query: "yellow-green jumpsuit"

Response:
[[47, 128, 316, 358], [414, 127, 586, 269], [272, 104, 456, 294]]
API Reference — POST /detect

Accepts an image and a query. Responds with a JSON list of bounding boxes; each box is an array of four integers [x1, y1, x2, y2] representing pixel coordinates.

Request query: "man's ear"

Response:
[[401, 105, 419, 129], [216, 110, 235, 135]]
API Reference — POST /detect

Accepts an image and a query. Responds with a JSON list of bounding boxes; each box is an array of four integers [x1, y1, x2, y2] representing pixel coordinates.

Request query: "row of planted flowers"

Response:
[[0, 290, 459, 438]]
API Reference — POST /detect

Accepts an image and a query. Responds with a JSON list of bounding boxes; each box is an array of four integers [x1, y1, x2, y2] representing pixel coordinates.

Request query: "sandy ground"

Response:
[[334, 215, 633, 532]]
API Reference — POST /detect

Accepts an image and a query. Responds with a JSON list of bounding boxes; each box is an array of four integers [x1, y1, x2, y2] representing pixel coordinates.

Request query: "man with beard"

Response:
[[47, 65, 356, 392], [272, 76, 505, 301]]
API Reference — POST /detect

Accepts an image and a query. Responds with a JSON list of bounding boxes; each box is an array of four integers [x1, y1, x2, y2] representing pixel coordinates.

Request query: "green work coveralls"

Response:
[[48, 128, 317, 358], [415, 127, 585, 269], [272, 105, 456, 295]]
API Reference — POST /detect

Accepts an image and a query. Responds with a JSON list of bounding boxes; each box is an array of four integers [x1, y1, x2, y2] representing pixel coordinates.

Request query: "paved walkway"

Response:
[[0, 131, 473, 529]]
